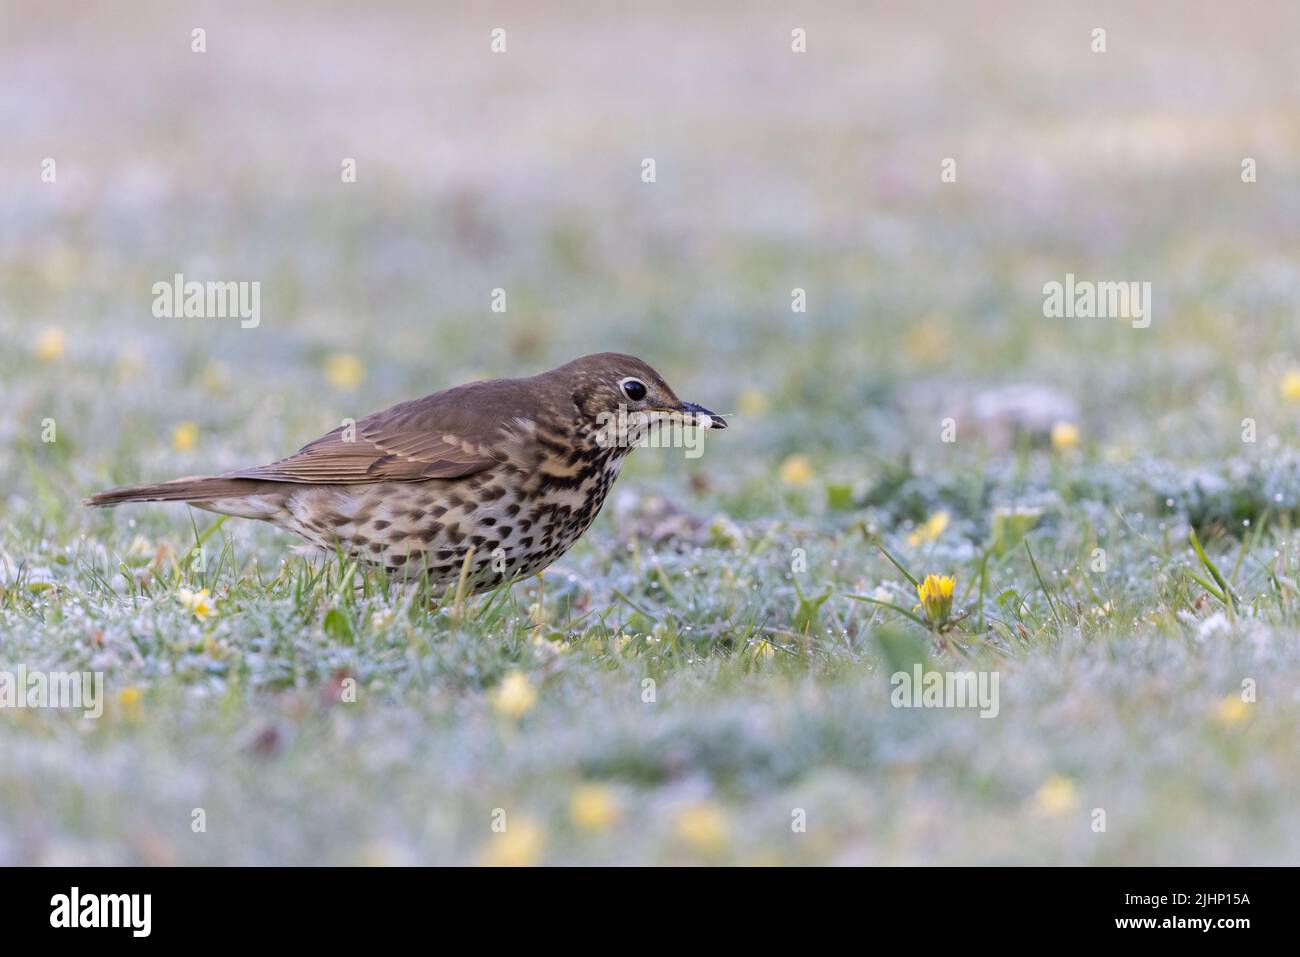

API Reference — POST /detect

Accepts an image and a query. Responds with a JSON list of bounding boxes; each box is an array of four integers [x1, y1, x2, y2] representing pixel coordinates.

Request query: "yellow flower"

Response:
[[325, 353, 366, 390], [915, 573, 955, 626], [1050, 421, 1080, 451], [490, 671, 537, 720], [569, 785, 620, 832], [1282, 369, 1300, 403], [736, 388, 769, 417], [483, 816, 544, 867], [117, 686, 143, 719], [674, 801, 729, 855], [172, 421, 199, 452], [1034, 775, 1078, 816], [746, 638, 775, 662], [778, 454, 814, 486], [36, 328, 66, 361], [178, 586, 214, 621], [1212, 695, 1251, 727], [907, 510, 949, 546]]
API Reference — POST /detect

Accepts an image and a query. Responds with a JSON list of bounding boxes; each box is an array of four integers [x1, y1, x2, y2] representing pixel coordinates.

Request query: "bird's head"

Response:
[[543, 352, 727, 446]]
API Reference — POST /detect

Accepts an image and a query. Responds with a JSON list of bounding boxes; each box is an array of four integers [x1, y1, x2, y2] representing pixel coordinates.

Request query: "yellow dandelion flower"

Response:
[[736, 388, 769, 417], [674, 801, 729, 855], [483, 816, 545, 867], [325, 353, 366, 390], [178, 586, 214, 621], [915, 573, 955, 626], [172, 421, 199, 452], [117, 686, 143, 719], [36, 328, 66, 361], [1050, 421, 1080, 451], [569, 784, 620, 832], [778, 454, 814, 486], [907, 510, 950, 546], [1212, 695, 1251, 727], [1034, 775, 1078, 816], [192, 592, 214, 619], [490, 671, 537, 720], [1282, 369, 1300, 403]]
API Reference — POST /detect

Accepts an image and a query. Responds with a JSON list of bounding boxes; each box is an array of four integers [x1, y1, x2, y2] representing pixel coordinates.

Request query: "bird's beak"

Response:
[[677, 401, 727, 430]]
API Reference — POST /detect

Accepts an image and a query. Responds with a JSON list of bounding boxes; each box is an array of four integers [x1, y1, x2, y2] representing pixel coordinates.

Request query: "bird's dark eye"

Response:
[[621, 379, 647, 401]]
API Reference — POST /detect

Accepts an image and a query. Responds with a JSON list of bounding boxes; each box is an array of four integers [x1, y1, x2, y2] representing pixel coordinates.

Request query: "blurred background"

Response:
[[5, 1, 1300, 865], [6, 0, 1300, 493]]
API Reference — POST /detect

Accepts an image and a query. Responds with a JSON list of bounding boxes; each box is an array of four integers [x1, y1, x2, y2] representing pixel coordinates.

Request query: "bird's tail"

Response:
[[85, 475, 273, 507]]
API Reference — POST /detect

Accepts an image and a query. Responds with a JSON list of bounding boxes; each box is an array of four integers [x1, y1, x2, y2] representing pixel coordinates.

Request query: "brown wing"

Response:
[[223, 378, 537, 485]]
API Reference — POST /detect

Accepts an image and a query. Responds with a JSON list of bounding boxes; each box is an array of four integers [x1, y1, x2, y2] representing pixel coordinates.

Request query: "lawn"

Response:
[[3, 0, 1300, 865]]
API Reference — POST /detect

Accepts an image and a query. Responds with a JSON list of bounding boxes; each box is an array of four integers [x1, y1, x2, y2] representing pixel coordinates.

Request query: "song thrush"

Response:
[[87, 353, 726, 593]]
